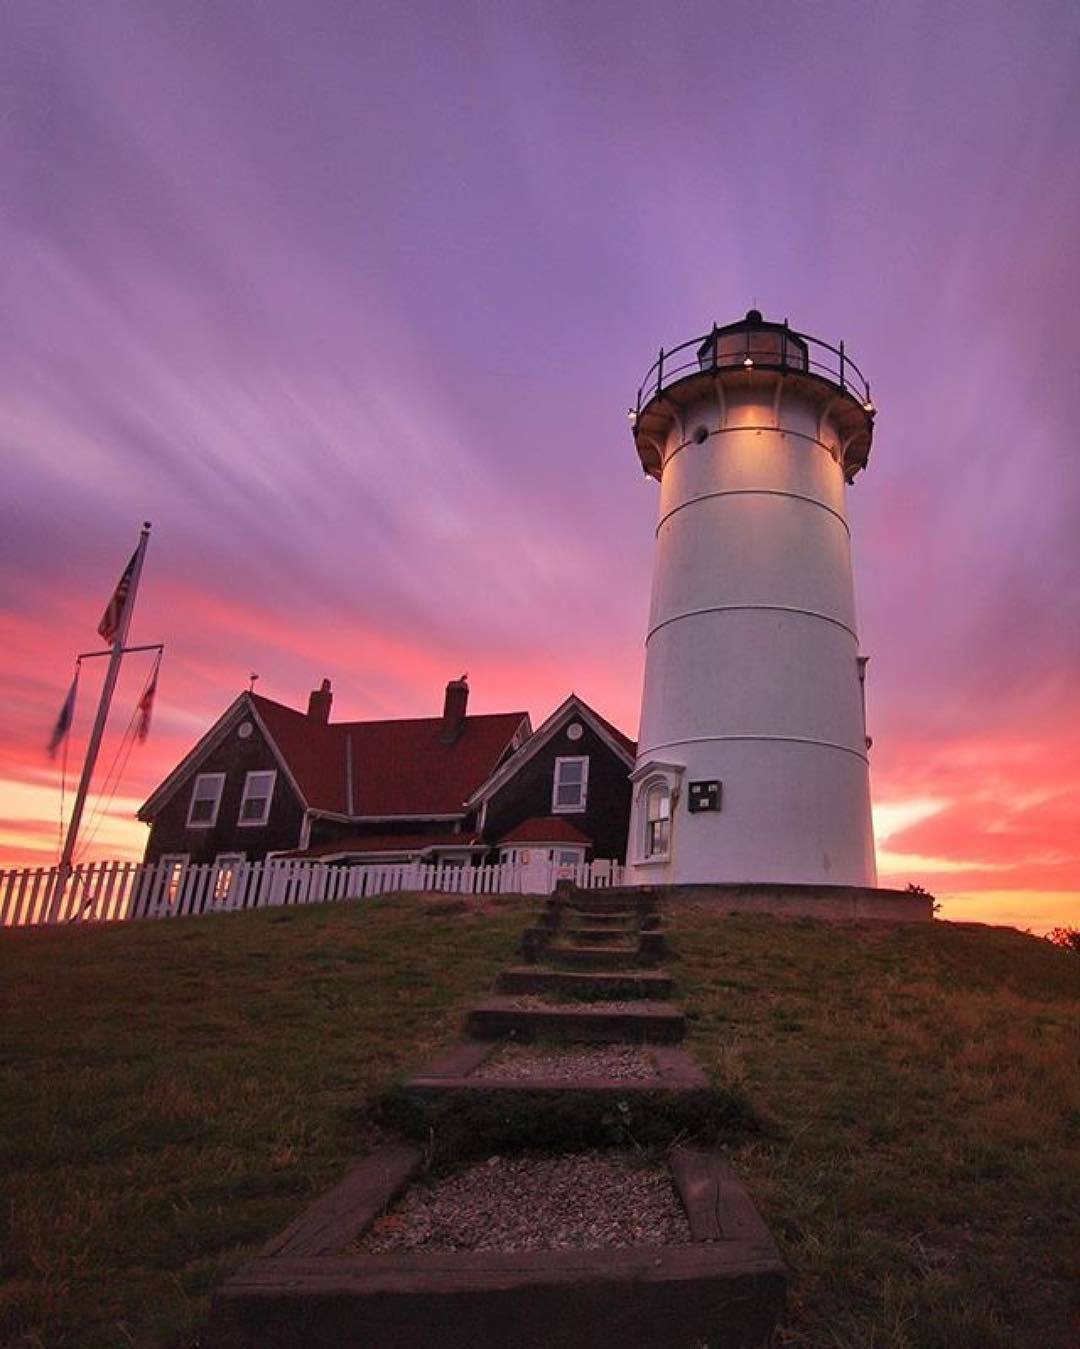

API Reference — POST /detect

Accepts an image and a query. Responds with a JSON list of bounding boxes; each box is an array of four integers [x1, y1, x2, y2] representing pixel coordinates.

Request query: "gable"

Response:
[[140, 693, 532, 823], [465, 695, 636, 809], [138, 695, 305, 820]]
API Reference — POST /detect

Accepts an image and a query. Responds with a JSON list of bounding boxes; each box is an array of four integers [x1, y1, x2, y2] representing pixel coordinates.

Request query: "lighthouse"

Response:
[[625, 310, 878, 888]]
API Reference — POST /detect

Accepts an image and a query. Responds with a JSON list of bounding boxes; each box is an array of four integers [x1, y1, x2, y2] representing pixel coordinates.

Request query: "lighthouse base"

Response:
[[621, 882, 933, 924]]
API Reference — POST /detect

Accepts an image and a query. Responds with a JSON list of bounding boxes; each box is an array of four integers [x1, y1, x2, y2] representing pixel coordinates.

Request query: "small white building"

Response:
[[625, 310, 878, 888]]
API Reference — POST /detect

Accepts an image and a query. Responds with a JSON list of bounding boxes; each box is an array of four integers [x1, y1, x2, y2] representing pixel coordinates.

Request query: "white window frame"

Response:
[[643, 779, 672, 860], [187, 773, 225, 829], [238, 770, 276, 827], [157, 854, 189, 906], [212, 852, 245, 903], [552, 756, 589, 813]]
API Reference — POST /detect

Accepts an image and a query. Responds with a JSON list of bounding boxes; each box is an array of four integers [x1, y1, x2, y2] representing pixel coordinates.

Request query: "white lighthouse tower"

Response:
[[625, 310, 878, 888]]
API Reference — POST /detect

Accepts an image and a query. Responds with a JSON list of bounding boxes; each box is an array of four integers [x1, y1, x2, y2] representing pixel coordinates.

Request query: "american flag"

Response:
[[48, 672, 78, 759], [136, 659, 160, 743], [97, 549, 138, 644]]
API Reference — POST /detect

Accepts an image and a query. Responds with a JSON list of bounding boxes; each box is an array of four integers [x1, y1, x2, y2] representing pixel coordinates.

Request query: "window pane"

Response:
[[559, 761, 583, 785], [556, 783, 582, 807]]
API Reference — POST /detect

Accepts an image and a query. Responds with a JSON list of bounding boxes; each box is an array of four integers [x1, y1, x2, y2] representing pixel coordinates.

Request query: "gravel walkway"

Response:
[[505, 996, 653, 1013], [470, 1044, 659, 1081], [358, 1152, 690, 1253]]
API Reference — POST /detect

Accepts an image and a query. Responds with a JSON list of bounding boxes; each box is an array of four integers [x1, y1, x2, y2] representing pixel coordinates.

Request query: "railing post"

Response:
[[656, 346, 664, 396], [839, 339, 846, 390], [710, 325, 718, 370]]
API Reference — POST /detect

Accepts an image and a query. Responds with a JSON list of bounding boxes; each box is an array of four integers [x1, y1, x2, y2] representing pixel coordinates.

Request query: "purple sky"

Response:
[[2, 0, 1078, 927]]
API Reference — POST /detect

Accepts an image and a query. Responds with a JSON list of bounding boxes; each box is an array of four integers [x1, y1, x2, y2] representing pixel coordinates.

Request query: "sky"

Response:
[[1, 0, 1078, 932]]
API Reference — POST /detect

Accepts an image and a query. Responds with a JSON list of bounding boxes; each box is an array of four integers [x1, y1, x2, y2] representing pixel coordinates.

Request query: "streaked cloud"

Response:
[[2, 0, 1077, 930]]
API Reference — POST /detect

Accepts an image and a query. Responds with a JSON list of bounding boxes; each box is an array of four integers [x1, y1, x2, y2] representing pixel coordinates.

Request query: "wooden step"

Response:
[[562, 926, 636, 946], [546, 944, 646, 970], [495, 967, 675, 999], [206, 1143, 787, 1349], [466, 997, 684, 1044], [563, 911, 635, 928]]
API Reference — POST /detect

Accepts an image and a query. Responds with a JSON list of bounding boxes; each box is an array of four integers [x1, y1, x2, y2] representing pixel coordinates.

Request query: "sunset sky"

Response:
[[2, 0, 1077, 931]]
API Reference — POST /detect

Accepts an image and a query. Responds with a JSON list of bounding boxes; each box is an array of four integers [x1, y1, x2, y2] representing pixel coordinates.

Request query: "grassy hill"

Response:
[[1, 898, 1076, 1348]]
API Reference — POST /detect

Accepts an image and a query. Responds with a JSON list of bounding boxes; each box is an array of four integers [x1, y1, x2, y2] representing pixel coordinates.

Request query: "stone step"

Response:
[[466, 997, 684, 1044], [495, 967, 675, 999]]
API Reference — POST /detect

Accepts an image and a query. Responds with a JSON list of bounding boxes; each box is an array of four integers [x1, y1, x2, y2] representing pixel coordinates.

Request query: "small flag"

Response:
[[136, 661, 159, 743], [97, 549, 138, 644], [48, 673, 78, 759]]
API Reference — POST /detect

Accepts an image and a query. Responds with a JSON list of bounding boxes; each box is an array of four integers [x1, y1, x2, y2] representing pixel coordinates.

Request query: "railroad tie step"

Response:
[[465, 996, 684, 1044], [563, 926, 637, 946], [495, 967, 675, 999]]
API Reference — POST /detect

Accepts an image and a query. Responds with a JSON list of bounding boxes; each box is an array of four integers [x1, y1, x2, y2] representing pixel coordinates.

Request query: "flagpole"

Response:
[[49, 522, 152, 922]]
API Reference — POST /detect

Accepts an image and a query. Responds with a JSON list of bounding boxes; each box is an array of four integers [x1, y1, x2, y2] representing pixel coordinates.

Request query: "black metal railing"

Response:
[[634, 321, 873, 417]]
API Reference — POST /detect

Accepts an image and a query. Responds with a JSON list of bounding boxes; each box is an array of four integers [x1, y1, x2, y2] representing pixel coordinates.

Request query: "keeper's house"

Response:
[[138, 678, 635, 870]]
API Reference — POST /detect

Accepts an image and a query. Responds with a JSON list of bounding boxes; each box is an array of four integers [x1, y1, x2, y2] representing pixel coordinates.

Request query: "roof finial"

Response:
[[248, 672, 259, 693]]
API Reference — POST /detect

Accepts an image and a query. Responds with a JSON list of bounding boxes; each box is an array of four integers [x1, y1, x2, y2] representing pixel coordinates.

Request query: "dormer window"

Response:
[[238, 770, 276, 827], [187, 773, 225, 828], [552, 756, 589, 813]]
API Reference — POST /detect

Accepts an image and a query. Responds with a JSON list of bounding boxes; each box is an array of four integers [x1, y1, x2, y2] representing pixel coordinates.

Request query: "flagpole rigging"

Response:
[[49, 522, 153, 921]]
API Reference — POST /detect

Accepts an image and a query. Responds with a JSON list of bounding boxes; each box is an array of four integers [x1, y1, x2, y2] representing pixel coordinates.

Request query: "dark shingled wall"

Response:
[[483, 720, 632, 861]]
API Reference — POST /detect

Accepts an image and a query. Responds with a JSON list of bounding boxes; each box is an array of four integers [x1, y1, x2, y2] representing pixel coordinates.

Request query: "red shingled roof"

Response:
[[278, 832, 483, 859], [251, 694, 526, 817], [497, 816, 591, 846]]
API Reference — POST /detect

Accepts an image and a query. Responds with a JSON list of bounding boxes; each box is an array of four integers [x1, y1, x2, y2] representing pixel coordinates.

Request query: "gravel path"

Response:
[[470, 1044, 659, 1081], [504, 996, 653, 1013], [358, 1152, 690, 1253]]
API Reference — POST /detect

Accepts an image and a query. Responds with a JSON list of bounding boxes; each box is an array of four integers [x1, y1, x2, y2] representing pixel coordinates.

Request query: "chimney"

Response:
[[307, 678, 333, 724], [440, 674, 469, 743]]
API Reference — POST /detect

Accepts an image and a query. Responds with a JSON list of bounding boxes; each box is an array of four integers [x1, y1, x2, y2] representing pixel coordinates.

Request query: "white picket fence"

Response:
[[0, 855, 626, 929]]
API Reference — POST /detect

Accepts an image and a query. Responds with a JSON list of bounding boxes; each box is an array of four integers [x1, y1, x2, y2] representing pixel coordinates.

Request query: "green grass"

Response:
[[0, 895, 529, 1348], [2, 900, 1077, 1347], [675, 913, 1080, 1348]]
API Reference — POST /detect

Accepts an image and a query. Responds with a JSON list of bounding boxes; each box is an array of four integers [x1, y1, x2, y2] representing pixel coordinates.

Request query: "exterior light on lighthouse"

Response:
[[743, 355, 754, 368]]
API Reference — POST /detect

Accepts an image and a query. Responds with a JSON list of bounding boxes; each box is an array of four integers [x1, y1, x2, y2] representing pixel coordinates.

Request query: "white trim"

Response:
[[499, 844, 587, 866], [157, 854, 190, 906], [465, 695, 634, 809], [186, 773, 225, 829], [140, 695, 248, 817], [629, 758, 685, 785], [307, 810, 467, 825], [552, 755, 589, 813], [238, 770, 276, 827], [642, 778, 672, 862], [641, 733, 870, 765], [628, 760, 685, 866], [139, 694, 307, 819]]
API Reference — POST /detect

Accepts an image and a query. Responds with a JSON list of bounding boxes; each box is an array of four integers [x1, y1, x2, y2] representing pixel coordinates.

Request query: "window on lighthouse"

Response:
[[644, 782, 671, 858]]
